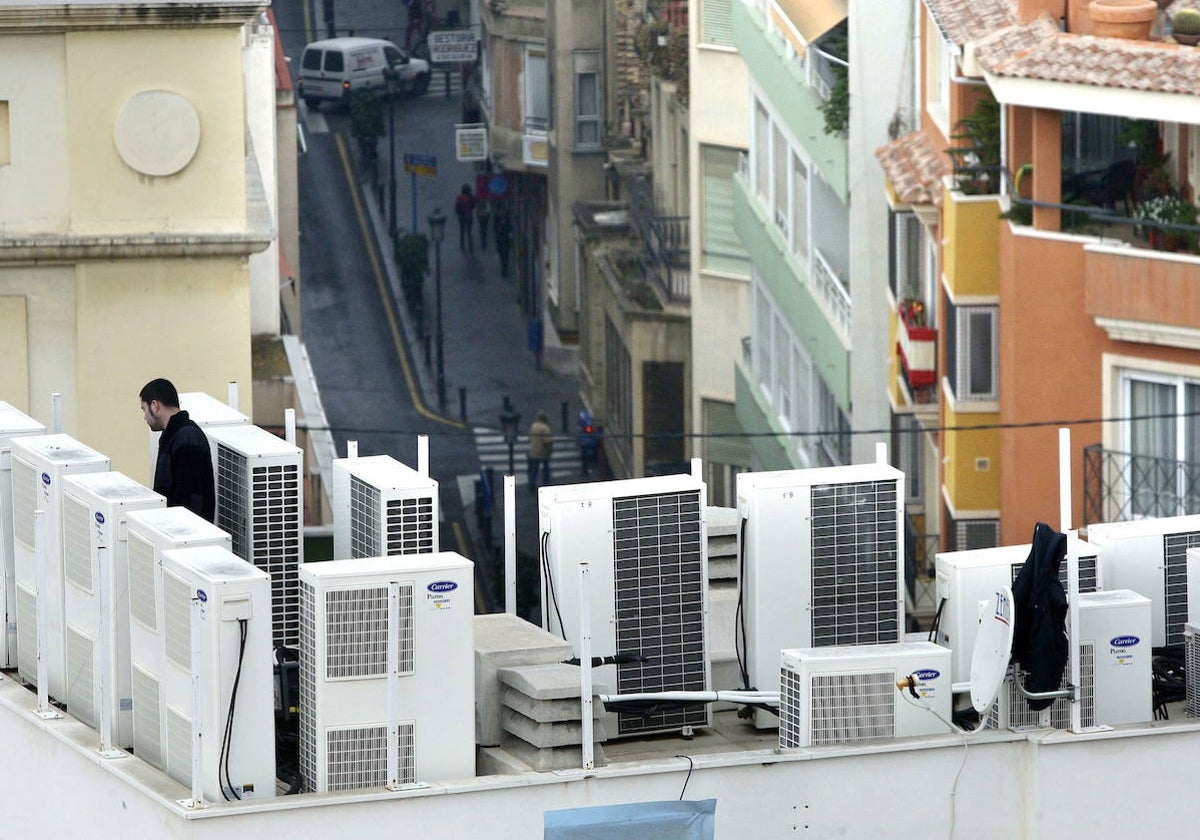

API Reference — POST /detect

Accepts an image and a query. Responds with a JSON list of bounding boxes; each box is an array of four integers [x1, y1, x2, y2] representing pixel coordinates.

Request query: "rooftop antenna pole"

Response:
[[876, 441, 888, 464], [227, 381, 239, 412], [50, 392, 62, 434], [504, 474, 516, 615], [347, 440, 359, 459], [417, 435, 429, 477], [1060, 427, 1084, 733], [95, 546, 122, 757], [284, 409, 297, 446], [578, 561, 594, 772], [385, 581, 402, 790], [33, 510, 60, 720], [179, 596, 207, 809]]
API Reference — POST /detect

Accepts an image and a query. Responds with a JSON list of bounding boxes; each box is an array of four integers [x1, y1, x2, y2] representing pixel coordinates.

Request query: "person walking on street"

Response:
[[527, 411, 553, 491], [139, 378, 216, 521], [476, 196, 491, 251], [454, 184, 476, 252], [494, 204, 513, 277]]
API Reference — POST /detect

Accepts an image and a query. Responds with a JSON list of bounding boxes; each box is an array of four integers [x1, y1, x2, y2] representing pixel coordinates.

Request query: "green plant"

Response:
[[394, 233, 429, 311], [1136, 193, 1198, 226], [948, 95, 1001, 194], [817, 24, 849, 136], [1172, 7, 1200, 34], [635, 20, 689, 104], [349, 90, 384, 165]]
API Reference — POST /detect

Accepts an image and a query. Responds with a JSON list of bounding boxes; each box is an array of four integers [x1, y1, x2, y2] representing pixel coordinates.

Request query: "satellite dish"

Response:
[[969, 587, 1015, 714]]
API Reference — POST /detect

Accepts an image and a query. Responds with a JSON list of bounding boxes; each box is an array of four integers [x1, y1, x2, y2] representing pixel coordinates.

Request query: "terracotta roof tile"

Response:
[[876, 131, 952, 207], [971, 12, 1200, 95], [924, 0, 1016, 47]]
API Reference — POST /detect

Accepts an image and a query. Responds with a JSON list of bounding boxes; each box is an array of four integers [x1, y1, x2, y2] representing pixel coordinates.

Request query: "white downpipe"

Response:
[[1059, 428, 1072, 533], [578, 562, 594, 772], [504, 475, 516, 615], [386, 582, 401, 789], [284, 409, 297, 446], [187, 597, 206, 808], [227, 382, 239, 412], [347, 440, 359, 459], [417, 435, 429, 477], [1060, 428, 1083, 732], [33, 510, 56, 718], [50, 393, 62, 434]]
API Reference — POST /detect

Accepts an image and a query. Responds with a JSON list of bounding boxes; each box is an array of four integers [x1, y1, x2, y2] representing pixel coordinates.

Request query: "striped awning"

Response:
[[775, 0, 847, 43]]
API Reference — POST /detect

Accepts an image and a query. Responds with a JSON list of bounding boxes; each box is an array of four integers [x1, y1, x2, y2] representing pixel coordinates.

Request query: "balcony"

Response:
[[618, 161, 691, 304], [896, 299, 936, 401], [1083, 444, 1200, 526]]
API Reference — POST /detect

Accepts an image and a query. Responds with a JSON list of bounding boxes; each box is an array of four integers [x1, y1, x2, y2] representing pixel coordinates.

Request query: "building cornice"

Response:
[[1093, 317, 1200, 352], [0, 1, 267, 32]]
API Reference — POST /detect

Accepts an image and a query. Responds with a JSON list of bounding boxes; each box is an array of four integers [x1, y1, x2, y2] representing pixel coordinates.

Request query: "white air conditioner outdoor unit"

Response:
[[61, 472, 164, 747], [0, 402, 45, 668], [298, 552, 474, 793], [988, 589, 1151, 731], [159, 545, 275, 801], [332, 455, 438, 561], [149, 391, 248, 476], [1086, 514, 1200, 648], [1185, 621, 1200, 718], [737, 464, 905, 728], [125, 507, 231, 771], [206, 424, 303, 649], [539, 474, 710, 738], [778, 641, 952, 748], [9, 434, 110, 698], [935, 538, 1100, 685]]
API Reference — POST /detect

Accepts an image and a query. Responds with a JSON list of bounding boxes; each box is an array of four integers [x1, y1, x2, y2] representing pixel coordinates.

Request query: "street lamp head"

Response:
[[428, 208, 447, 244], [499, 395, 521, 444]]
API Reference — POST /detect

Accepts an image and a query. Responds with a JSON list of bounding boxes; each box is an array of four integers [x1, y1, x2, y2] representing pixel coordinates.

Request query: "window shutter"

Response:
[[702, 0, 734, 46]]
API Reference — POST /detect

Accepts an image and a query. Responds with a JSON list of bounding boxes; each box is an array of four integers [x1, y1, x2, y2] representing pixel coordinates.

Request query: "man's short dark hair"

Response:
[[140, 378, 180, 408]]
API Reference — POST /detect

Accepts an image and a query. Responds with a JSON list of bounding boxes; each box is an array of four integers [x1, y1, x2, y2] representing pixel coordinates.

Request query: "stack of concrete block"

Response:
[[707, 506, 740, 698], [496, 662, 608, 771]]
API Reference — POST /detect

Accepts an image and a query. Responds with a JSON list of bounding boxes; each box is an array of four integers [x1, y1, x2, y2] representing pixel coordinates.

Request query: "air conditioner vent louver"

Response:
[[325, 585, 389, 679], [1163, 532, 1200, 648], [350, 477, 382, 558], [62, 496, 92, 592], [11, 458, 34, 550], [326, 725, 386, 791], [216, 444, 249, 557], [1010, 555, 1100, 592], [612, 490, 707, 736], [1186, 624, 1200, 718], [16, 586, 36, 680], [128, 534, 158, 631], [65, 626, 95, 726], [384, 497, 435, 555], [163, 572, 191, 670], [807, 671, 895, 746], [809, 479, 900, 646], [166, 706, 192, 787], [132, 666, 162, 769], [299, 578, 317, 789]]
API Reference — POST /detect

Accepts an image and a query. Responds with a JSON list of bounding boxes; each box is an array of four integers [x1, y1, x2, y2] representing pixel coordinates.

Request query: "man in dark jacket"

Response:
[[140, 378, 216, 522]]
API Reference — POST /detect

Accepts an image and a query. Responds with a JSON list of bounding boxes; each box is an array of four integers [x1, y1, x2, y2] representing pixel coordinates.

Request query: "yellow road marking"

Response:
[[334, 133, 464, 429]]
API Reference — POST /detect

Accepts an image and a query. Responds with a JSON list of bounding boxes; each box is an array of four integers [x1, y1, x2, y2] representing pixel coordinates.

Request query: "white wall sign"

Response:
[[428, 30, 478, 63], [455, 125, 488, 162]]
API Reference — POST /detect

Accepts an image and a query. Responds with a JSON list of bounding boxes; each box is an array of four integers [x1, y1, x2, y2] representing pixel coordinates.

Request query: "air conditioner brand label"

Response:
[[914, 669, 940, 681], [912, 668, 940, 701], [1110, 635, 1139, 648], [427, 580, 457, 612], [41, 472, 50, 486], [196, 589, 208, 603], [95, 512, 105, 525], [1109, 635, 1140, 668]]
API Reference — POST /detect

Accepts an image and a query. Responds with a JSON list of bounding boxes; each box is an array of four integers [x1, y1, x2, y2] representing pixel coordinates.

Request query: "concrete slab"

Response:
[[474, 614, 574, 746], [500, 733, 608, 772], [501, 707, 608, 749], [496, 662, 608, 701], [501, 685, 605, 723]]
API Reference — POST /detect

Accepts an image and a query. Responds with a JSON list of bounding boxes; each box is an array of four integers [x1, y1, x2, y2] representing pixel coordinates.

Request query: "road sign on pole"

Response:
[[403, 153, 438, 177], [427, 30, 478, 63]]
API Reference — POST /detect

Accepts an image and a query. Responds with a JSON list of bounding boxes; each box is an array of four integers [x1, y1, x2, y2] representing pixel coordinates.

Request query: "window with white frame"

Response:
[[790, 152, 809, 260], [700, 145, 750, 275], [1122, 371, 1200, 518], [573, 52, 602, 151], [701, 0, 734, 46], [894, 413, 924, 503], [774, 313, 792, 426], [754, 101, 770, 203], [946, 302, 997, 402], [754, 283, 773, 396], [524, 48, 549, 131], [772, 125, 788, 231], [924, 15, 952, 135], [792, 344, 811, 435], [890, 211, 922, 302], [816, 375, 850, 466]]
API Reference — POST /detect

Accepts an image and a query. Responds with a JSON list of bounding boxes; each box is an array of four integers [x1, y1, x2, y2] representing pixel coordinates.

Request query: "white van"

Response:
[[298, 37, 431, 109]]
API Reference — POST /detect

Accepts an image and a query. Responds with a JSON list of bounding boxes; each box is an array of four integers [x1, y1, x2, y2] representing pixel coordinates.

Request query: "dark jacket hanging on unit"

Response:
[[1010, 522, 1069, 711]]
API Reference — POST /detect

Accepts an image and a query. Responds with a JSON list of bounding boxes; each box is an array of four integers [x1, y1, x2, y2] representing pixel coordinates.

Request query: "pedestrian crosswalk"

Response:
[[422, 67, 464, 98], [473, 426, 579, 487]]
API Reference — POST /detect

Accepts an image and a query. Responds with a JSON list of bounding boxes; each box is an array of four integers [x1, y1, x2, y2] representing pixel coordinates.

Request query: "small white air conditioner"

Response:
[[1086, 514, 1200, 648], [988, 589, 1151, 731], [332, 455, 438, 561], [737, 464, 905, 728], [61, 472, 164, 747], [9, 434, 110, 698], [1184, 621, 1200, 718], [0, 402, 45, 668], [935, 538, 1100, 685], [205, 424, 303, 649], [778, 641, 952, 748], [148, 391, 248, 476], [298, 552, 474, 792], [159, 545, 276, 801], [125, 507, 231, 771], [539, 474, 710, 738]]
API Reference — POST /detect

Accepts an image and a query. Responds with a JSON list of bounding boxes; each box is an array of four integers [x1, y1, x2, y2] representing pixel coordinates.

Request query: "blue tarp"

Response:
[[544, 799, 717, 840]]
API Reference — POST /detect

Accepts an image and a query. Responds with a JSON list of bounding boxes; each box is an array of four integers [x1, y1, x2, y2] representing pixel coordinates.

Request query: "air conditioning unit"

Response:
[[1086, 514, 1200, 648], [9, 434, 110, 698], [778, 641, 952, 748], [539, 474, 709, 738], [61, 472, 164, 747], [935, 538, 1100, 685], [159, 545, 276, 801], [0, 402, 45, 668], [988, 589, 1151, 731], [125, 507, 231, 771], [298, 552, 474, 792], [205, 424, 303, 649], [332, 455, 438, 561], [148, 391, 248, 475], [737, 464, 905, 728], [1185, 621, 1200, 718]]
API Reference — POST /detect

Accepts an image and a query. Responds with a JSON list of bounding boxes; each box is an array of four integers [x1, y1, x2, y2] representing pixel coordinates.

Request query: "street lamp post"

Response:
[[427, 208, 447, 412], [499, 396, 521, 476], [386, 68, 398, 237]]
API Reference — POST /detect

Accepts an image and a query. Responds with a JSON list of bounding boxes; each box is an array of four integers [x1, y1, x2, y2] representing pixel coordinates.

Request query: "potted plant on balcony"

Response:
[[1172, 8, 1200, 44], [897, 299, 936, 390], [1135, 193, 1198, 251]]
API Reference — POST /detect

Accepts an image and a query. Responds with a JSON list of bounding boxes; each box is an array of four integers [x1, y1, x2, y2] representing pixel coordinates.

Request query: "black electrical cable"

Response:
[[540, 530, 566, 640], [928, 597, 948, 643], [1151, 645, 1186, 721], [734, 517, 751, 691], [219, 619, 250, 802], [674, 755, 694, 801]]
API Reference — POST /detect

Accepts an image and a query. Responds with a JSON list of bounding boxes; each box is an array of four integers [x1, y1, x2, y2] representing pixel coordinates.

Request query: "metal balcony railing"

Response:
[[1083, 443, 1200, 525], [619, 164, 691, 303], [812, 248, 851, 338]]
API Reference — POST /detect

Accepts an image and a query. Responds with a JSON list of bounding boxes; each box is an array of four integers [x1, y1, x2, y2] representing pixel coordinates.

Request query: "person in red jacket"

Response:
[[453, 184, 476, 252]]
